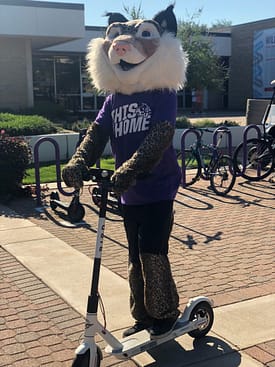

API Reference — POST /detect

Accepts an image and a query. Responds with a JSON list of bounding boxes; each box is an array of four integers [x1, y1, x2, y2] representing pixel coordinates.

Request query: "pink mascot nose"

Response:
[[113, 41, 131, 56]]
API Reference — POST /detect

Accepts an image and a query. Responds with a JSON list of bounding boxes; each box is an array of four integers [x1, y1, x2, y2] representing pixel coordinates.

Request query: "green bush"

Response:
[[176, 116, 192, 128], [0, 113, 57, 136], [175, 116, 240, 129], [192, 119, 218, 128], [0, 130, 32, 195], [71, 118, 91, 132], [218, 119, 240, 127], [192, 119, 240, 128]]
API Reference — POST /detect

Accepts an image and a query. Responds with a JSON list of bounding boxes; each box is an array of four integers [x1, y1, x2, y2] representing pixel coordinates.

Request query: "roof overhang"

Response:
[[0, 0, 85, 49]]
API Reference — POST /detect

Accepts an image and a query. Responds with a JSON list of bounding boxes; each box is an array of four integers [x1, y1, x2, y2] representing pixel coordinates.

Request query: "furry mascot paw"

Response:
[[62, 123, 109, 188], [62, 159, 87, 188], [111, 168, 136, 195]]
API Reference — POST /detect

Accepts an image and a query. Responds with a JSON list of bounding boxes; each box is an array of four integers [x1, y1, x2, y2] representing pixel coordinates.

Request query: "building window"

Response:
[[55, 56, 80, 94], [32, 54, 102, 113], [33, 56, 55, 101]]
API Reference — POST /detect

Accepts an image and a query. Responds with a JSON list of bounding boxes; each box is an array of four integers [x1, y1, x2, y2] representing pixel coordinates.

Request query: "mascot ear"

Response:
[[153, 4, 177, 36], [105, 12, 128, 25]]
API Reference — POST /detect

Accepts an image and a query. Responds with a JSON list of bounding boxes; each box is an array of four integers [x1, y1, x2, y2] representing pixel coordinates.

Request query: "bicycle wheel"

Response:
[[210, 155, 236, 196], [233, 138, 275, 181], [178, 149, 201, 186]]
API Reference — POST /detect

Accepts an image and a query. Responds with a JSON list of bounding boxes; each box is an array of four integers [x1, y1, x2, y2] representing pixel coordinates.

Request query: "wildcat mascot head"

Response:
[[87, 4, 188, 95]]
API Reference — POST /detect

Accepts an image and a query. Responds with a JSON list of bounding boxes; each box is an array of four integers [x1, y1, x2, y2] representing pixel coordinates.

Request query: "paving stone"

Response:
[[16, 332, 40, 343], [244, 346, 274, 364], [12, 359, 40, 367], [0, 354, 15, 367], [2, 342, 26, 355], [259, 340, 275, 357], [27, 345, 52, 358]]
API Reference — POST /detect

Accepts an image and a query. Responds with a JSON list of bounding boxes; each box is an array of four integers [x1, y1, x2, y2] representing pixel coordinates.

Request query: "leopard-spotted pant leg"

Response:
[[140, 253, 180, 320], [128, 261, 154, 324]]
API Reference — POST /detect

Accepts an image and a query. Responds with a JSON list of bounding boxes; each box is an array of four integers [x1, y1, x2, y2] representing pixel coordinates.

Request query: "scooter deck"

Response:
[[105, 319, 195, 359], [51, 199, 70, 209]]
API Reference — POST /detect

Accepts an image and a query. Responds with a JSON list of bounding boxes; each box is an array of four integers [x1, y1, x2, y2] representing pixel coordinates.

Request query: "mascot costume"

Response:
[[62, 5, 188, 339]]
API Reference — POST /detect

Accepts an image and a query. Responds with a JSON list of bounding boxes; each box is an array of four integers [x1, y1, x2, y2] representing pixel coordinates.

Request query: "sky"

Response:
[[42, 0, 275, 27]]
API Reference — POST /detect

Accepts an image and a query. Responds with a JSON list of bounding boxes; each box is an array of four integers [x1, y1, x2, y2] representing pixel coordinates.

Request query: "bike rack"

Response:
[[33, 137, 75, 207], [213, 126, 234, 175], [213, 126, 233, 157], [238, 124, 262, 176], [180, 129, 201, 187]]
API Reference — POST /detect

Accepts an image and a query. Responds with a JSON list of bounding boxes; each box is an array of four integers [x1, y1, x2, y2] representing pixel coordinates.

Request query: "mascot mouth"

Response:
[[119, 59, 144, 71]]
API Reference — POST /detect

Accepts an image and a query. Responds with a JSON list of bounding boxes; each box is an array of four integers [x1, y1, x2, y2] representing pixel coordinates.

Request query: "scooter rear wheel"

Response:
[[188, 301, 214, 339], [71, 346, 102, 367]]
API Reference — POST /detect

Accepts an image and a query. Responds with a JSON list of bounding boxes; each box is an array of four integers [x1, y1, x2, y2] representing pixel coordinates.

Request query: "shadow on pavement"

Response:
[[142, 335, 241, 367]]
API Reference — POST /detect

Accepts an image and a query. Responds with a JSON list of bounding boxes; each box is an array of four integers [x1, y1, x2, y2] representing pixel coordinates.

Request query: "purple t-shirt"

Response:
[[95, 90, 181, 205]]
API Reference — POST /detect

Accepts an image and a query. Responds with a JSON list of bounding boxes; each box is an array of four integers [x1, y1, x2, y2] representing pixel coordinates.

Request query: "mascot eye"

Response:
[[136, 22, 160, 39], [142, 30, 151, 38], [106, 25, 121, 40]]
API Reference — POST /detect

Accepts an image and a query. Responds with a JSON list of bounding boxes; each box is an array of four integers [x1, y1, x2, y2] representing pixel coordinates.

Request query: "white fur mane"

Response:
[[87, 33, 188, 95]]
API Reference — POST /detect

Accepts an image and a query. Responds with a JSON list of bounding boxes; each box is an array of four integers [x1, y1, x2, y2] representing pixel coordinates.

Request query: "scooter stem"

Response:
[[87, 184, 108, 315]]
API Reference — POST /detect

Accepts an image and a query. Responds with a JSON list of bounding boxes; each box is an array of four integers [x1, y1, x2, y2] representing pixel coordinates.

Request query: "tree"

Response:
[[123, 3, 144, 20], [210, 19, 232, 30], [177, 11, 229, 91]]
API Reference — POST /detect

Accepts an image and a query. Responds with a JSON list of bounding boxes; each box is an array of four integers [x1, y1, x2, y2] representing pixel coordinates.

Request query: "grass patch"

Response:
[[23, 156, 115, 184]]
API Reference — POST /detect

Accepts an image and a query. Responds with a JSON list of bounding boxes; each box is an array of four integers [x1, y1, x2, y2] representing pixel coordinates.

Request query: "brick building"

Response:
[[229, 18, 275, 110]]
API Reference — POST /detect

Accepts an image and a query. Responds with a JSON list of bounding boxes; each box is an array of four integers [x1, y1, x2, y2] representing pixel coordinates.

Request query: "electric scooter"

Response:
[[50, 189, 85, 223], [71, 168, 214, 367]]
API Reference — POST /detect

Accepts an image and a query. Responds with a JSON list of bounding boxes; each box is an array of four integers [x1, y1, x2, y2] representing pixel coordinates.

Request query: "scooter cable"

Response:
[[98, 292, 107, 330], [76, 292, 107, 343]]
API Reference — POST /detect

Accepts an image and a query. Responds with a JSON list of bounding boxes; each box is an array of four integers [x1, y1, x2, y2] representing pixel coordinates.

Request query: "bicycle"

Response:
[[233, 79, 275, 181], [178, 127, 236, 196]]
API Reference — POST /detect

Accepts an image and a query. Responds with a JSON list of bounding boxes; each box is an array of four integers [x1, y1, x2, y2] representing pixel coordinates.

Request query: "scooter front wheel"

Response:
[[71, 346, 102, 367], [50, 191, 60, 210], [188, 301, 214, 339], [68, 203, 85, 223]]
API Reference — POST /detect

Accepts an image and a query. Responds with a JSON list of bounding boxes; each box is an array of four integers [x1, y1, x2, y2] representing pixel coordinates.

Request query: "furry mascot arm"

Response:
[[62, 123, 109, 188], [111, 121, 174, 194]]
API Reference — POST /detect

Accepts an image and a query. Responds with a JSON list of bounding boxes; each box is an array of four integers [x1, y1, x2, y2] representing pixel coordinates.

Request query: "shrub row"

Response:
[[69, 116, 239, 132], [175, 116, 239, 129], [0, 113, 57, 136]]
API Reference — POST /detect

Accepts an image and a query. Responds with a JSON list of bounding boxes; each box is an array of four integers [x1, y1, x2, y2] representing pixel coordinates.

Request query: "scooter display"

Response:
[[71, 168, 214, 367]]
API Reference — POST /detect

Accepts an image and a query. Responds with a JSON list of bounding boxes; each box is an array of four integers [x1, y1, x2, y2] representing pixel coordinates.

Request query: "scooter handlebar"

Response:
[[85, 168, 114, 185]]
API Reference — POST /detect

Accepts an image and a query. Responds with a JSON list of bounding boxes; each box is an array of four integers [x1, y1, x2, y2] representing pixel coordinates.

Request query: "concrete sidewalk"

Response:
[[1, 176, 275, 366]]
